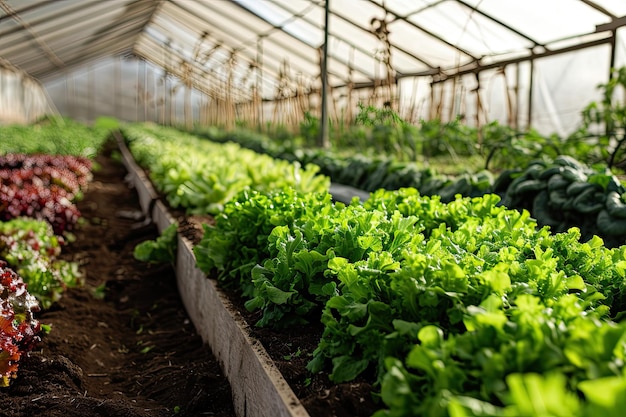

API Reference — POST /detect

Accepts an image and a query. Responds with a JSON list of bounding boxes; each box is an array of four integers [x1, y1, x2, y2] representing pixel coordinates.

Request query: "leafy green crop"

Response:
[[192, 182, 626, 416], [246, 205, 421, 328], [0, 117, 110, 157], [0, 218, 82, 309], [330, 190, 626, 416], [492, 155, 626, 247], [194, 188, 335, 297], [122, 123, 330, 215], [133, 223, 178, 264], [131, 119, 626, 415]]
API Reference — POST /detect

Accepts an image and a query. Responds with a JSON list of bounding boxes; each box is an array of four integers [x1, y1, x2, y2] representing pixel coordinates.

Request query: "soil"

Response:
[[0, 139, 380, 417]]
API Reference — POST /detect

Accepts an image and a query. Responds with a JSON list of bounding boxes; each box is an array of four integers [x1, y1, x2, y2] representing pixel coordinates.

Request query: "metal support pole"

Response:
[[88, 64, 94, 122], [319, 0, 330, 148], [257, 36, 264, 129], [606, 29, 617, 138], [514, 62, 520, 129], [114, 57, 121, 120], [609, 29, 617, 76], [527, 59, 534, 130], [135, 60, 140, 122]]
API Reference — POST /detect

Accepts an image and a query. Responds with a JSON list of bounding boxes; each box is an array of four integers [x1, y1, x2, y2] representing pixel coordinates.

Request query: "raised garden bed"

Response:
[[115, 134, 378, 417], [114, 125, 626, 417]]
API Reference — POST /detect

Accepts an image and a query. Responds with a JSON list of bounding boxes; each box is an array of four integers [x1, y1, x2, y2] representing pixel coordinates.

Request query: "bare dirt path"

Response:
[[0, 140, 236, 417]]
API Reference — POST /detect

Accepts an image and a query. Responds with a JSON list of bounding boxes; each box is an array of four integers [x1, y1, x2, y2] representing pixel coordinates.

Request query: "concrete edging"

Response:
[[115, 133, 311, 417]]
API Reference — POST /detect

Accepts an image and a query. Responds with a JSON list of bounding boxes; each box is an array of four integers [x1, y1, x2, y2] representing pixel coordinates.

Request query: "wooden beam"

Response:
[[596, 16, 626, 33]]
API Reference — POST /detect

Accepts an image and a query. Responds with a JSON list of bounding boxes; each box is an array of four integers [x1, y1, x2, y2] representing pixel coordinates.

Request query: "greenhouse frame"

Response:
[[1, 0, 626, 136]]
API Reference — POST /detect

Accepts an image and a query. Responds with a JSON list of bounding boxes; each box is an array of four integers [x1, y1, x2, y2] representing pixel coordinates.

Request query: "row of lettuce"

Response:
[[136, 121, 626, 248], [193, 70, 626, 248], [123, 122, 626, 417], [0, 118, 109, 386]]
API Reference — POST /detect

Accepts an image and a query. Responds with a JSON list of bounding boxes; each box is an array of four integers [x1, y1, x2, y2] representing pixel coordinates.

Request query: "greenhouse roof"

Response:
[[1, 0, 626, 99]]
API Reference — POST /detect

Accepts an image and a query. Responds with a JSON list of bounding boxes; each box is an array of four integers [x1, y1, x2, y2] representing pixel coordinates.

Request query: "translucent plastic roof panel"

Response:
[[590, 0, 626, 16], [406, 2, 534, 58], [139, 1, 321, 99], [1, 0, 626, 104], [157, 1, 283, 72], [0, 0, 155, 79], [461, 0, 611, 44]]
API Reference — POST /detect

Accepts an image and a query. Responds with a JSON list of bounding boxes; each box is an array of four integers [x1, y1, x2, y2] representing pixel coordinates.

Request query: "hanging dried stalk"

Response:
[[186, 32, 227, 128], [473, 72, 487, 139], [500, 66, 516, 128], [237, 61, 256, 125], [406, 75, 420, 123], [273, 59, 296, 127], [345, 48, 355, 123], [252, 83, 261, 128], [459, 83, 467, 122], [448, 76, 458, 122], [436, 81, 445, 119], [295, 73, 315, 126], [224, 51, 237, 129], [179, 59, 193, 129], [370, 15, 396, 109], [370, 58, 380, 107], [429, 80, 443, 120]]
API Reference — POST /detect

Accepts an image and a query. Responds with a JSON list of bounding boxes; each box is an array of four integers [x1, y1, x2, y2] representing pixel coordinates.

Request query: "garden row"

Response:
[[192, 68, 626, 248], [122, 122, 626, 417], [201, 66, 626, 195], [163, 121, 626, 247], [0, 118, 110, 386]]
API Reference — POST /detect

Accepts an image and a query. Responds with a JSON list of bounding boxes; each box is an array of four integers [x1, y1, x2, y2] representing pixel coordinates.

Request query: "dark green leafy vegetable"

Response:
[[133, 223, 178, 264], [0, 218, 82, 309], [493, 155, 626, 245]]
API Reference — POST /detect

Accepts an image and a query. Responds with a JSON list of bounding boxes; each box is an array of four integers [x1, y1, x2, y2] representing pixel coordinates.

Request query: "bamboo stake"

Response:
[[346, 48, 354, 123], [143, 60, 148, 122], [459, 83, 467, 122], [408, 76, 419, 123], [87, 64, 94, 122], [427, 83, 434, 120], [502, 66, 516, 128], [448, 76, 458, 122]]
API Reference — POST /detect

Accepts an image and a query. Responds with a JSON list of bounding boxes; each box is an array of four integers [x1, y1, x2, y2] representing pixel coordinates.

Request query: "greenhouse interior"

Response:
[[3, 1, 626, 417]]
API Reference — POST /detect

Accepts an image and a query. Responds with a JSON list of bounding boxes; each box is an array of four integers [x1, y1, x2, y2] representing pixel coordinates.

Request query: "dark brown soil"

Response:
[[0, 139, 380, 417]]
